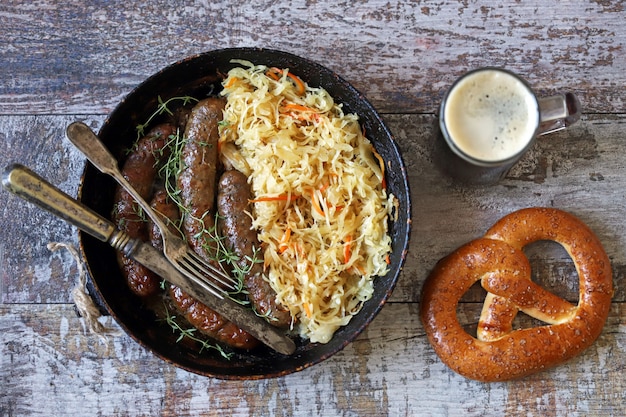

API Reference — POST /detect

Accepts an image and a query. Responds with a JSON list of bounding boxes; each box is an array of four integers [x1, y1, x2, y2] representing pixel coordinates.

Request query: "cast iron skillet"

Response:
[[78, 48, 411, 379]]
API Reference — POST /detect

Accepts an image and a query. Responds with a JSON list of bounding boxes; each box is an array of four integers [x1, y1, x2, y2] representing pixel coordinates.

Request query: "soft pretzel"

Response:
[[420, 207, 613, 382]]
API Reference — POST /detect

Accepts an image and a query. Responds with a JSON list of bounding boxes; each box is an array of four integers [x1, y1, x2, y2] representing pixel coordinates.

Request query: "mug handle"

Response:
[[537, 92, 581, 135]]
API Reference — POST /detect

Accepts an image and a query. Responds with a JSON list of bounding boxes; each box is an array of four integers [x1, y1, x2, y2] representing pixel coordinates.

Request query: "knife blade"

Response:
[[2, 163, 296, 355]]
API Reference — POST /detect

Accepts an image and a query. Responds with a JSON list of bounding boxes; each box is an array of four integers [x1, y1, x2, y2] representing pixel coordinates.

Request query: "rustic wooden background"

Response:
[[1, 1, 624, 416]]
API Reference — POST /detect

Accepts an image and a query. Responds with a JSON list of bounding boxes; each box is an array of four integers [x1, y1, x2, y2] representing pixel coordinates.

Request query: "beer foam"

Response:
[[443, 69, 539, 162]]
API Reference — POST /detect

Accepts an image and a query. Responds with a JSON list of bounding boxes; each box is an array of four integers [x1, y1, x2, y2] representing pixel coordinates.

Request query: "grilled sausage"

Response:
[[148, 187, 180, 252], [169, 285, 260, 350], [178, 97, 225, 257], [217, 170, 292, 328], [112, 123, 175, 297]]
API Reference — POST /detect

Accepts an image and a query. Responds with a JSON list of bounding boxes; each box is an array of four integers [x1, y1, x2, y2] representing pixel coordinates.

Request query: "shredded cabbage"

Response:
[[219, 61, 394, 343]]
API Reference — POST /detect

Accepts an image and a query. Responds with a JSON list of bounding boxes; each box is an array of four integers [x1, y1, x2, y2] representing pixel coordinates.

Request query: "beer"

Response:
[[441, 68, 539, 164], [436, 67, 580, 185]]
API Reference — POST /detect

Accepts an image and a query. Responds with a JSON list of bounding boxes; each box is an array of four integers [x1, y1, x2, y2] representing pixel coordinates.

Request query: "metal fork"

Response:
[[65, 121, 239, 299]]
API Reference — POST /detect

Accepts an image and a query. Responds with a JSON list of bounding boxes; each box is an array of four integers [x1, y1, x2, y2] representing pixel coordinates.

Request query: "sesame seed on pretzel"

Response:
[[420, 208, 613, 382]]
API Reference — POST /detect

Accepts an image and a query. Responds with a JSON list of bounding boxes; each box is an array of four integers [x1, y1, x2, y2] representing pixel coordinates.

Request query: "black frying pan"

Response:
[[78, 48, 411, 379]]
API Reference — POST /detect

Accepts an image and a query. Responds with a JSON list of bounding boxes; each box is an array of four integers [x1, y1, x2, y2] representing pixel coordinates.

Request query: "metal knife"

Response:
[[2, 163, 296, 355]]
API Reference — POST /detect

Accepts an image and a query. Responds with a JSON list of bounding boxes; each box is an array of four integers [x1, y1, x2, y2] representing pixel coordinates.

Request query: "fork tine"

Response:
[[182, 251, 240, 290], [174, 262, 227, 299]]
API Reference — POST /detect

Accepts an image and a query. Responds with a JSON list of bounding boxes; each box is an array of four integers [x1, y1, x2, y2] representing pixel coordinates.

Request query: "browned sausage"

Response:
[[217, 170, 292, 328], [112, 123, 175, 297], [169, 285, 259, 350], [148, 187, 181, 251], [178, 97, 225, 258]]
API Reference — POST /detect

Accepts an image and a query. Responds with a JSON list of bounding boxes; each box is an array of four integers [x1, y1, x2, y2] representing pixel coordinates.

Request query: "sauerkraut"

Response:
[[219, 60, 394, 343]]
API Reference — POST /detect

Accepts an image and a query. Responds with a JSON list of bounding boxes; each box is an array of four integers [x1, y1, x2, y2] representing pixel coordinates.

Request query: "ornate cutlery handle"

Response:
[[2, 163, 134, 253]]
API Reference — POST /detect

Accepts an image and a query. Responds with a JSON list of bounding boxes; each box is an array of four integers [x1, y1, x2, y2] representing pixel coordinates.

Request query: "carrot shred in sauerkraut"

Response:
[[219, 60, 394, 343]]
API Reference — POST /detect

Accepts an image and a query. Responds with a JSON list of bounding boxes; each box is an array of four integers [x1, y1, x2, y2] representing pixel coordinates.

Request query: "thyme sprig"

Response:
[[163, 306, 234, 360], [136, 95, 199, 139], [188, 210, 251, 301], [159, 128, 187, 209]]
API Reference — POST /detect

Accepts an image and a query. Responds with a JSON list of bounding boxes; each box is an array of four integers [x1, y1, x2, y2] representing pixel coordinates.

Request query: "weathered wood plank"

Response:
[[1, 0, 624, 114], [0, 115, 104, 304], [1, 114, 625, 304], [1, 303, 623, 417]]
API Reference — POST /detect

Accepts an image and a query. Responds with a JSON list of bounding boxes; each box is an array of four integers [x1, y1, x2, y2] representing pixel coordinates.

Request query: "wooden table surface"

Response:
[[1, 1, 624, 416]]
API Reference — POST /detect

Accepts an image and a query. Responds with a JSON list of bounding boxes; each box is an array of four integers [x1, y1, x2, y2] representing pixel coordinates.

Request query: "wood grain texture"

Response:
[[0, 115, 103, 304], [1, 0, 624, 114], [2, 0, 625, 416], [1, 303, 623, 416]]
